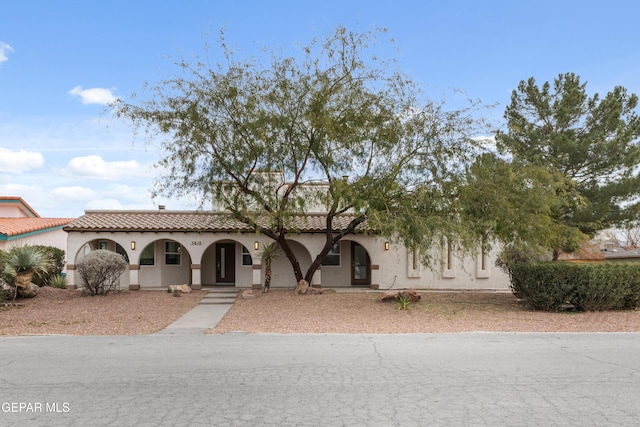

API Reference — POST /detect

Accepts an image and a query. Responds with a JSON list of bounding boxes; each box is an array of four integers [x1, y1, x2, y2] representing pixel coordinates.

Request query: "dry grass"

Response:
[[3, 287, 640, 336]]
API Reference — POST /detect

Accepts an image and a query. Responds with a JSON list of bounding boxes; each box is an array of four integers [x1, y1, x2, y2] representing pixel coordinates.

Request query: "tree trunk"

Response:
[[304, 239, 335, 284], [277, 235, 304, 282], [263, 258, 272, 293]]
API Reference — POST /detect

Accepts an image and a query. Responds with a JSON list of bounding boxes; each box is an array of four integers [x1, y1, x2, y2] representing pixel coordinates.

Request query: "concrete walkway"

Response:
[[156, 287, 237, 334]]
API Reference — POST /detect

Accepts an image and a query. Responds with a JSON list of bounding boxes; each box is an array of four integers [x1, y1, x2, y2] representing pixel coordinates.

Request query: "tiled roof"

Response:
[[0, 218, 74, 238], [63, 210, 369, 233], [0, 196, 40, 218]]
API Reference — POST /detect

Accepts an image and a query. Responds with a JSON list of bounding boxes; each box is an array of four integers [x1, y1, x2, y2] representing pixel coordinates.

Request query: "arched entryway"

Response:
[[74, 239, 131, 288], [350, 241, 371, 286], [201, 240, 254, 287], [137, 239, 192, 288]]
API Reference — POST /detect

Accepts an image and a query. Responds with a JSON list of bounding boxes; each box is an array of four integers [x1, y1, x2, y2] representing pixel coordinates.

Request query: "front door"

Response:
[[351, 242, 371, 286], [216, 243, 236, 284]]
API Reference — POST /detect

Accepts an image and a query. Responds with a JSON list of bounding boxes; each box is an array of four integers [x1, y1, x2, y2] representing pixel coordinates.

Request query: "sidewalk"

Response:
[[156, 303, 233, 334]]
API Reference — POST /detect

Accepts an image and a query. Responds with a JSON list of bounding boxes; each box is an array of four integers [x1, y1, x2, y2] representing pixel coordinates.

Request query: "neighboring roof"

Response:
[[63, 210, 367, 233], [602, 246, 640, 260], [64, 210, 368, 233], [0, 218, 74, 240], [0, 196, 40, 218], [558, 242, 605, 262]]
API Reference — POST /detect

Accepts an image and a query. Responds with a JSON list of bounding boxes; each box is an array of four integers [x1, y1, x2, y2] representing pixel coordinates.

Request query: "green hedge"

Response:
[[510, 262, 640, 311]]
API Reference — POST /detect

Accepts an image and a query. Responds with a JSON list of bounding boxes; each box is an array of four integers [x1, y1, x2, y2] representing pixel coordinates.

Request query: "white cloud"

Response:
[[63, 155, 148, 180], [0, 147, 44, 173], [0, 42, 14, 63], [69, 86, 117, 105], [52, 186, 97, 201]]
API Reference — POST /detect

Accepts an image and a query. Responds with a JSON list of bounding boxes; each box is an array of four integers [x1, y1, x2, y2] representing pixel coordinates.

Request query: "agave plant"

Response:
[[260, 242, 281, 293]]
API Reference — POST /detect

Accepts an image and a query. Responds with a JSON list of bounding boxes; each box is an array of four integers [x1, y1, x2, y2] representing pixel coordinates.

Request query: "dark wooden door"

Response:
[[216, 243, 236, 283], [351, 242, 370, 285]]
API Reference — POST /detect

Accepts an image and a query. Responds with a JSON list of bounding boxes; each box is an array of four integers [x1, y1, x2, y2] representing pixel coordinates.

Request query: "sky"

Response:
[[1, 0, 639, 219]]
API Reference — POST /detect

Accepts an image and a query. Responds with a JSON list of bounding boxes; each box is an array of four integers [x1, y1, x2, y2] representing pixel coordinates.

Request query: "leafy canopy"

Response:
[[115, 26, 488, 282], [495, 72, 640, 256]]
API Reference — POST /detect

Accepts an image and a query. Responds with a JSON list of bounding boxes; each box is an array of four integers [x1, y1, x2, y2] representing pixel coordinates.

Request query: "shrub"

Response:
[[31, 246, 65, 286], [49, 274, 67, 289], [2, 245, 49, 284], [510, 262, 640, 311], [76, 250, 127, 296]]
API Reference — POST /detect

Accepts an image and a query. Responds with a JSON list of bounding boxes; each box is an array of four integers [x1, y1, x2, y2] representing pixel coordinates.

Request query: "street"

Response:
[[1, 332, 639, 426]]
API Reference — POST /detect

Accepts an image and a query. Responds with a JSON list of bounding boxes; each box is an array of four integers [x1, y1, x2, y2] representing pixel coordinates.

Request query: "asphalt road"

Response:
[[1, 332, 639, 426]]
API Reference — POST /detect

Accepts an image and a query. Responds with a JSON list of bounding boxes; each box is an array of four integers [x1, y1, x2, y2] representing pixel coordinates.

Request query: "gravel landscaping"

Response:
[[3, 286, 639, 336]]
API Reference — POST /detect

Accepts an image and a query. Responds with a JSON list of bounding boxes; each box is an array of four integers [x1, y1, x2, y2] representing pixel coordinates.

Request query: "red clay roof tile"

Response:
[[0, 218, 74, 237], [63, 211, 368, 233]]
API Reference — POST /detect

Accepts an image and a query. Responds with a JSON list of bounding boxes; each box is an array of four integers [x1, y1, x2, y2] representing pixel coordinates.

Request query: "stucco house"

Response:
[[0, 196, 73, 253], [63, 207, 511, 291]]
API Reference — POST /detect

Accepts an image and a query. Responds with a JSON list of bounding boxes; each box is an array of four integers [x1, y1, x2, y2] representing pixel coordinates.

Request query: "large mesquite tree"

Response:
[[115, 27, 487, 284]]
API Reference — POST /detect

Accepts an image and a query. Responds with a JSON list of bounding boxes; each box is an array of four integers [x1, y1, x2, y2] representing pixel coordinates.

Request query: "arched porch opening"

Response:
[[73, 238, 131, 289], [266, 240, 312, 288], [317, 239, 372, 287], [201, 239, 254, 287], [137, 239, 192, 288]]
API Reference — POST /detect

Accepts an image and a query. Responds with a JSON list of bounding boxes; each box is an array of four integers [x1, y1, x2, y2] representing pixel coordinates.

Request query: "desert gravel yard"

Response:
[[0, 287, 206, 336], [3, 287, 640, 335], [211, 289, 640, 334]]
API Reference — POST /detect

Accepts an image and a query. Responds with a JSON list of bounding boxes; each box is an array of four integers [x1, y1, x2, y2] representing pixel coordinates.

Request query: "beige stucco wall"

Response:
[[0, 228, 69, 260], [65, 230, 511, 291]]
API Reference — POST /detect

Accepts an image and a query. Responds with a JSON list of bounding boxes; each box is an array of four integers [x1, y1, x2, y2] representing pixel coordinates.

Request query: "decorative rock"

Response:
[[241, 290, 256, 299], [293, 279, 309, 295], [380, 290, 422, 303], [18, 282, 39, 298], [401, 290, 422, 302], [380, 292, 400, 302], [168, 284, 191, 293]]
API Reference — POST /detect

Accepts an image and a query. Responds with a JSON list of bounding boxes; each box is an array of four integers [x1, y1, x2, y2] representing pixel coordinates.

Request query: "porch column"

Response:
[[128, 264, 140, 290], [252, 264, 262, 290], [191, 264, 202, 290], [370, 264, 380, 290], [65, 264, 76, 290]]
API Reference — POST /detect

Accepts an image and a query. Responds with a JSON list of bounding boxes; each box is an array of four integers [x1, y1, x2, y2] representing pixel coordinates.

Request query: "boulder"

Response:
[[1, 283, 14, 300], [308, 287, 324, 295], [241, 290, 256, 299], [380, 290, 422, 303], [293, 279, 309, 295], [380, 292, 400, 302], [168, 284, 192, 293], [17, 282, 39, 298], [400, 290, 422, 302]]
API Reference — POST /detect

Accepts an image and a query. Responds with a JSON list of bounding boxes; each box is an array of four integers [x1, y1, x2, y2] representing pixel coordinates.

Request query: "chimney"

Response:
[[158, 205, 166, 211]]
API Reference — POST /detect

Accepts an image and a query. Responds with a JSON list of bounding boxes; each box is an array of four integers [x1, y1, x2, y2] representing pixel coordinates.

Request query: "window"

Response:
[[321, 243, 341, 266], [165, 241, 181, 265], [98, 241, 108, 250], [115, 243, 129, 263], [241, 246, 252, 266], [140, 244, 155, 266]]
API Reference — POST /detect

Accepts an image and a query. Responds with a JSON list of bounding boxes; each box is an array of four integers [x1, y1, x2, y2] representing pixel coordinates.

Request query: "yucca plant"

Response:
[[3, 246, 49, 299], [260, 242, 281, 293]]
